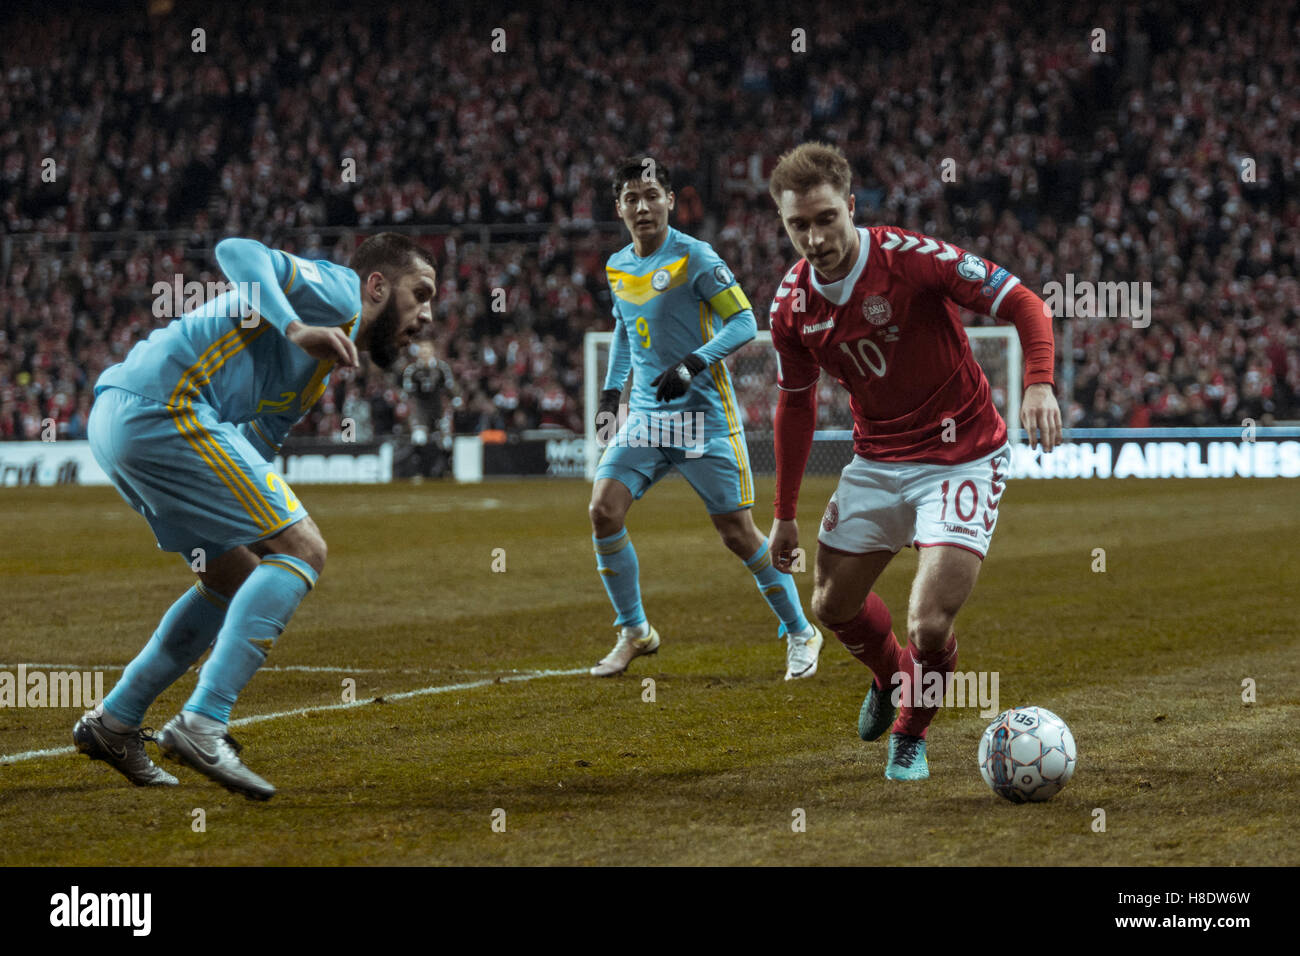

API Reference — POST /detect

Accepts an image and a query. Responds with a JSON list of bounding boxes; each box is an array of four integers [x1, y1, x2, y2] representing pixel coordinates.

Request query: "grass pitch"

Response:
[[1, 475, 1297, 866]]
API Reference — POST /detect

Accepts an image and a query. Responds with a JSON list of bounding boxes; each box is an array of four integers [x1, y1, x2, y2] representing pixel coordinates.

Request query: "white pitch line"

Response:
[[259, 666, 551, 676], [0, 663, 395, 674], [0, 744, 79, 764], [230, 668, 588, 727], [0, 667, 588, 765], [0, 664, 132, 671], [0, 664, 545, 676]]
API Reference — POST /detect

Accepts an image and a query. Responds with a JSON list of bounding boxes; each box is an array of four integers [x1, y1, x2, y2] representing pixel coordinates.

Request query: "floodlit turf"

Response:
[[1, 475, 1297, 865]]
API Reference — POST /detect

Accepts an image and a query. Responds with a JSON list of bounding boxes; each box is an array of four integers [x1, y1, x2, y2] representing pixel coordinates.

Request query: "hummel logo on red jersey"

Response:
[[802, 318, 834, 334]]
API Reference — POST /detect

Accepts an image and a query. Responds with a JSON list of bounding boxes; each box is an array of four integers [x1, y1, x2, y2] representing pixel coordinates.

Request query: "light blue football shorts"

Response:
[[88, 386, 307, 560], [595, 412, 755, 515]]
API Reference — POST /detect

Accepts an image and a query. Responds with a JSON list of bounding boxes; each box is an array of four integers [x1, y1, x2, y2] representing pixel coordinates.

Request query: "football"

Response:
[[978, 706, 1077, 803]]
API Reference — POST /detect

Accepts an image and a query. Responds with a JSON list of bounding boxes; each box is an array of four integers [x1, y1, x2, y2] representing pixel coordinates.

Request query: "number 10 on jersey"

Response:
[[839, 338, 886, 378]]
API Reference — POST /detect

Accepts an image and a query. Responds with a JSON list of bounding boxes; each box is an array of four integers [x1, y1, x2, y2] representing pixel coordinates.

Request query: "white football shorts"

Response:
[[817, 442, 1011, 559]]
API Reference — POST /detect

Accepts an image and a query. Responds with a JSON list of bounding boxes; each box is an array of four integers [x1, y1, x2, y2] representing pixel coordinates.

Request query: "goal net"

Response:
[[582, 328, 1021, 479]]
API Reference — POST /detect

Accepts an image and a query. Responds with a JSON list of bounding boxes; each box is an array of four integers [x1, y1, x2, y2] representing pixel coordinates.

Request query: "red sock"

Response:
[[892, 633, 958, 738], [830, 593, 902, 688]]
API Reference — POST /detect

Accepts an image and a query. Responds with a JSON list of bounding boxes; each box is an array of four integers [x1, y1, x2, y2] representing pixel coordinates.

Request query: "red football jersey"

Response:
[[770, 225, 1044, 464]]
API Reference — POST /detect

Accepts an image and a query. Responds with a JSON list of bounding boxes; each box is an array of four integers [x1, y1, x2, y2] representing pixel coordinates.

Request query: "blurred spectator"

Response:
[[1, 0, 1296, 440]]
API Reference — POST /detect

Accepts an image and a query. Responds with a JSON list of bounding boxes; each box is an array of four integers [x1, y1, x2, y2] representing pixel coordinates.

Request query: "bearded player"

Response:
[[73, 233, 435, 799], [765, 143, 1061, 780], [588, 155, 823, 680]]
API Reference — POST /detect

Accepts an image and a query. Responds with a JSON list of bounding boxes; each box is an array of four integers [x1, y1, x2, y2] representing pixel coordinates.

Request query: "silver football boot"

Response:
[[156, 713, 276, 801], [73, 708, 179, 786]]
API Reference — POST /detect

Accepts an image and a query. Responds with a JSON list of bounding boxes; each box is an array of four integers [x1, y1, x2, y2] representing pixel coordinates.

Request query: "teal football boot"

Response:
[[857, 678, 897, 741], [885, 732, 929, 780]]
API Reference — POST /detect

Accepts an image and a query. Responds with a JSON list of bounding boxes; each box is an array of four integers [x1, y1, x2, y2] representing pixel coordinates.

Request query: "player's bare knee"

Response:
[[908, 609, 955, 651], [266, 520, 327, 574], [200, 568, 248, 598], [198, 547, 258, 598], [709, 510, 760, 558], [297, 532, 327, 574], [718, 527, 752, 557], [811, 587, 857, 628], [588, 498, 625, 537]]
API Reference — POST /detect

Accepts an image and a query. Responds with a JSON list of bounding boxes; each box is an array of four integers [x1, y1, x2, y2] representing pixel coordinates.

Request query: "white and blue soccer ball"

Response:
[[978, 706, 1077, 803]]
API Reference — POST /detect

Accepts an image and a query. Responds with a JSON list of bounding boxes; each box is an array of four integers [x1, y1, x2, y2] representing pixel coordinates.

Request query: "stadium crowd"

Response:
[[1, 0, 1296, 446]]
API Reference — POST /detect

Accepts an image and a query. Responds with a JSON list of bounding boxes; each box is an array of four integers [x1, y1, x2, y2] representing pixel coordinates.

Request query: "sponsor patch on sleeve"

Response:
[[981, 267, 1010, 297]]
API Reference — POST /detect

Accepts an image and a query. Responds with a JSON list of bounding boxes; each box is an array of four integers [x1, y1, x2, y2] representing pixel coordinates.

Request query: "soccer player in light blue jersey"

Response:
[[73, 233, 436, 799], [588, 156, 823, 680]]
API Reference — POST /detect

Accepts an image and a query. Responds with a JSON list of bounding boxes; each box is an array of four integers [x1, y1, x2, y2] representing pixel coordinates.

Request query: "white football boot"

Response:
[[590, 624, 660, 677], [784, 624, 824, 680]]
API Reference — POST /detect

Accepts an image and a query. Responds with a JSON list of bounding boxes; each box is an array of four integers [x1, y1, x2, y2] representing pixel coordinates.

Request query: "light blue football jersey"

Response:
[[96, 242, 361, 456], [603, 227, 754, 440]]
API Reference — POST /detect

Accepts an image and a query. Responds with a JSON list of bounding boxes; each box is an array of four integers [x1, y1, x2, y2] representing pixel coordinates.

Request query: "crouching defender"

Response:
[[75, 233, 435, 799], [589, 156, 822, 680]]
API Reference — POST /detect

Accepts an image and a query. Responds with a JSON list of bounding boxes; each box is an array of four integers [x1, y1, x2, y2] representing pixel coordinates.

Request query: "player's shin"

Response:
[[593, 529, 646, 628], [744, 541, 810, 635], [830, 592, 902, 685], [182, 555, 318, 725], [100, 582, 230, 730], [892, 634, 958, 738]]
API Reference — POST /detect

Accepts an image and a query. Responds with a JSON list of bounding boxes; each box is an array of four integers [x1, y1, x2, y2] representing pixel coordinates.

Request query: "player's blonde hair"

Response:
[[768, 142, 852, 203]]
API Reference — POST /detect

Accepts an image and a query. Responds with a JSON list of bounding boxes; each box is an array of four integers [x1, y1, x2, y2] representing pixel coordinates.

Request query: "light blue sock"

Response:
[[594, 529, 646, 628], [184, 554, 318, 724], [745, 541, 810, 635], [103, 582, 229, 728]]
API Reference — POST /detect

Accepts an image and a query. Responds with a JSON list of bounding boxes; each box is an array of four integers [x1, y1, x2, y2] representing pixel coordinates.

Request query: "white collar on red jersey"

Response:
[[808, 227, 870, 306]]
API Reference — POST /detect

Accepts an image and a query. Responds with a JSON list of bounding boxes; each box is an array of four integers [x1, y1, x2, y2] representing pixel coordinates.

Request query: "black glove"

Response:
[[651, 353, 707, 402], [595, 388, 622, 441]]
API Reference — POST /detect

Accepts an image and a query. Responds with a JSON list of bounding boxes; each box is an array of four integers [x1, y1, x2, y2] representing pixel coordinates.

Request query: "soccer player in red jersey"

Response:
[[765, 142, 1062, 780]]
